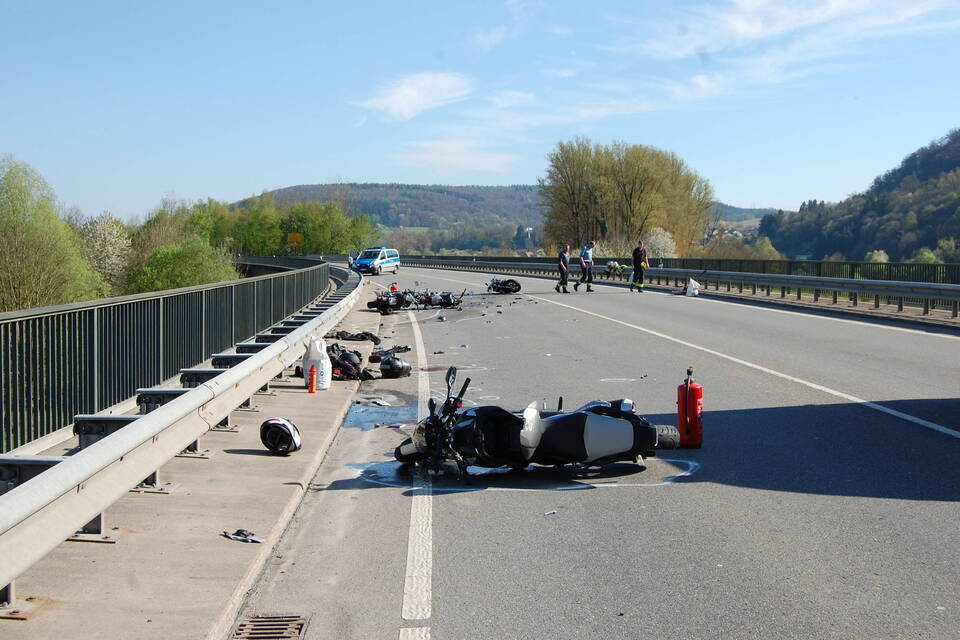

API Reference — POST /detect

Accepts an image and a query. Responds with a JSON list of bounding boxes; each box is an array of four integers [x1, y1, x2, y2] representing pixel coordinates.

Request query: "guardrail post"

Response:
[[897, 296, 904, 312], [814, 289, 820, 302], [832, 291, 838, 304], [874, 294, 880, 309], [796, 287, 802, 301], [923, 299, 930, 315], [780, 286, 786, 298], [953, 301, 958, 318], [852, 292, 858, 307]]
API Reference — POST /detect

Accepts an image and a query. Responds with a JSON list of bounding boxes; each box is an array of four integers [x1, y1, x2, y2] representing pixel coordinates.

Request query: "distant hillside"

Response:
[[263, 182, 780, 233], [266, 183, 543, 229], [711, 203, 791, 222], [759, 129, 960, 261]]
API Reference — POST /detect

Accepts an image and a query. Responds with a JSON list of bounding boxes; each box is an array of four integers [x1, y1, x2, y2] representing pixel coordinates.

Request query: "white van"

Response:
[[354, 247, 400, 275]]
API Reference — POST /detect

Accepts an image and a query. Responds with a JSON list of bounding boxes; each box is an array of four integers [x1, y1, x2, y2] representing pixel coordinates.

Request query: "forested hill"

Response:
[[758, 129, 960, 261], [265, 182, 776, 230], [266, 183, 543, 228]]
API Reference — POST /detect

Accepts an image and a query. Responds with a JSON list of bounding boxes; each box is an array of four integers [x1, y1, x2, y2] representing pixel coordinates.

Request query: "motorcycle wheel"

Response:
[[395, 437, 419, 463], [504, 279, 521, 293], [655, 424, 680, 449]]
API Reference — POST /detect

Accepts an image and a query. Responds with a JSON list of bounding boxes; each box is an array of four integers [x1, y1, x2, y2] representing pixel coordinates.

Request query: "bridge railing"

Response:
[[400, 257, 960, 318], [0, 265, 362, 609], [0, 263, 330, 453], [401, 254, 960, 284]]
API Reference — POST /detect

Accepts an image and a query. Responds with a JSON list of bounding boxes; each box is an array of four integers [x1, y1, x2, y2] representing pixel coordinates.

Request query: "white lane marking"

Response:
[[399, 627, 430, 640], [401, 310, 433, 631], [532, 296, 960, 440], [407, 268, 960, 440], [404, 268, 960, 341]]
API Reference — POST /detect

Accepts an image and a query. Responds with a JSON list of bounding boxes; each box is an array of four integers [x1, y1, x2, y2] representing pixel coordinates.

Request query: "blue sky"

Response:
[[3, 0, 959, 219]]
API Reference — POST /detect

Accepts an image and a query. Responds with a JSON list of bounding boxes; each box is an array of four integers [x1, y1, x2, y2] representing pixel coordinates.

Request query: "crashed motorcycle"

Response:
[[367, 290, 415, 315], [394, 367, 681, 477], [413, 289, 465, 309], [487, 278, 521, 294]]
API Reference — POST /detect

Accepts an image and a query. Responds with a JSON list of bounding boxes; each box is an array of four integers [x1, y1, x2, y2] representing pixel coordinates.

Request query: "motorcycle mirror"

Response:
[[445, 366, 457, 394], [620, 398, 634, 413], [428, 397, 437, 415]]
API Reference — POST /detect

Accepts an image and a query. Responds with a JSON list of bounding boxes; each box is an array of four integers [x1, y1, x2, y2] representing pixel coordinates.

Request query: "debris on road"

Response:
[[222, 529, 264, 543], [544, 510, 557, 516]]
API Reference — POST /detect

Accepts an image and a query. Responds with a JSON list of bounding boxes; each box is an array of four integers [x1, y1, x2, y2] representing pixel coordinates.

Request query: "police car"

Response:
[[353, 246, 400, 275]]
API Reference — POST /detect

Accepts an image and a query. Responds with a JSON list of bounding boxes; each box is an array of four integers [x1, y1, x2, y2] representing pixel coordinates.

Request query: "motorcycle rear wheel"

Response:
[[654, 424, 680, 449]]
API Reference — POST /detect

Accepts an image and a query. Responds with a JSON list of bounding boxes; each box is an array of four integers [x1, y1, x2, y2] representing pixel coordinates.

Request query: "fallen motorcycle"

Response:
[[366, 290, 415, 315], [487, 278, 521, 294], [412, 289, 465, 309], [394, 367, 681, 477]]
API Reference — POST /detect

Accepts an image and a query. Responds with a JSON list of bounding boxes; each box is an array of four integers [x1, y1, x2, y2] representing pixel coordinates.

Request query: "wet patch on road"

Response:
[[349, 458, 700, 492], [342, 405, 419, 431]]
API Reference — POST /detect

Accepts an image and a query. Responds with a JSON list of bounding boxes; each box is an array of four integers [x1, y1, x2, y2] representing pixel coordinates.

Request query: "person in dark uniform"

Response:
[[630, 240, 648, 292], [555, 244, 571, 293]]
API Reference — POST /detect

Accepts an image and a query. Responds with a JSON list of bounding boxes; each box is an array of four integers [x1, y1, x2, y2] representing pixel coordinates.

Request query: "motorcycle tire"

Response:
[[504, 279, 521, 293], [395, 437, 419, 463], [654, 424, 680, 450]]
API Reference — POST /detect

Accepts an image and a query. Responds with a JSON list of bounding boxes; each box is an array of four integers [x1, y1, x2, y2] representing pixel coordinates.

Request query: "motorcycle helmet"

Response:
[[340, 350, 362, 367], [260, 417, 302, 455], [380, 355, 412, 378]]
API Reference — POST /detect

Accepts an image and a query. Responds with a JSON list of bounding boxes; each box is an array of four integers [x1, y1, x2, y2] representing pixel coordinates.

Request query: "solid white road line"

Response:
[[408, 269, 960, 440], [399, 310, 432, 638]]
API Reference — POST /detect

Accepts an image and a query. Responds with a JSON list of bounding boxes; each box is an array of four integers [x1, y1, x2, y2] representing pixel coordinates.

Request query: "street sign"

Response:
[[287, 233, 303, 247]]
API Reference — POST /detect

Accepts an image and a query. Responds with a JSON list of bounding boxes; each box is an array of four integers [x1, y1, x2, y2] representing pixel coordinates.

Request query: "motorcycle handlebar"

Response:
[[456, 377, 471, 404]]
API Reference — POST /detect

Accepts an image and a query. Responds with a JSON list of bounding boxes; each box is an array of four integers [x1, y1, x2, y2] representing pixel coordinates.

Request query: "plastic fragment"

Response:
[[544, 510, 557, 516], [222, 529, 264, 543]]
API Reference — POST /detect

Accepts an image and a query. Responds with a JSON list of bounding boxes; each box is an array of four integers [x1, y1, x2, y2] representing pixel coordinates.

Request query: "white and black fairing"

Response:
[[447, 400, 658, 468]]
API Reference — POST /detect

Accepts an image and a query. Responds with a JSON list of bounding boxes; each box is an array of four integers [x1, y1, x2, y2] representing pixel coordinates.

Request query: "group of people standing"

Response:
[[555, 241, 648, 294]]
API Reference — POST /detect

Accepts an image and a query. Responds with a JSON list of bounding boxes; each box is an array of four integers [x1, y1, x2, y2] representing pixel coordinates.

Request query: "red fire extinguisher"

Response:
[[308, 365, 317, 394], [677, 367, 703, 448]]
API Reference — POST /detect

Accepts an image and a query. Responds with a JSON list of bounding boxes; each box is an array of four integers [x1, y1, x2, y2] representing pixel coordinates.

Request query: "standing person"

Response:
[[555, 244, 571, 293], [630, 240, 648, 292], [573, 240, 596, 292]]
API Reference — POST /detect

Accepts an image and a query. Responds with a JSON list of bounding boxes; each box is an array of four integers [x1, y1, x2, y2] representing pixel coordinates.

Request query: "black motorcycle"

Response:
[[395, 367, 681, 477], [487, 278, 521, 294], [415, 289, 465, 309], [367, 290, 415, 315]]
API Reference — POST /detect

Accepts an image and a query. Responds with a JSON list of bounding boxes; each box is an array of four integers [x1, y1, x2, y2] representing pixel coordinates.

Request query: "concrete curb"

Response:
[[205, 385, 358, 640]]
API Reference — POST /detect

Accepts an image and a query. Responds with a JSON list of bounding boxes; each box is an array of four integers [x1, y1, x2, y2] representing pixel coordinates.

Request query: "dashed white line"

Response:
[[399, 310, 432, 637]]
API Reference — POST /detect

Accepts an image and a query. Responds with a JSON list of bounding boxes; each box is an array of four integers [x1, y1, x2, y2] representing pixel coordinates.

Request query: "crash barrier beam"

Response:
[[401, 258, 960, 319], [269, 326, 298, 335], [0, 266, 363, 610]]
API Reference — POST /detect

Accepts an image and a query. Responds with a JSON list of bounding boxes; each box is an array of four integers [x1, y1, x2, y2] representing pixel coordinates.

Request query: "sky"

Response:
[[2, 0, 959, 220]]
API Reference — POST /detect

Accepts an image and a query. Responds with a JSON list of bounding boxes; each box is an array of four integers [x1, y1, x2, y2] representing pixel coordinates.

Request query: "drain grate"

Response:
[[232, 615, 309, 639]]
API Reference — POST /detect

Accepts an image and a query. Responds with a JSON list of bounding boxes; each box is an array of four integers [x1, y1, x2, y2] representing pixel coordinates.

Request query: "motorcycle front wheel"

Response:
[[504, 279, 521, 293], [395, 437, 420, 463]]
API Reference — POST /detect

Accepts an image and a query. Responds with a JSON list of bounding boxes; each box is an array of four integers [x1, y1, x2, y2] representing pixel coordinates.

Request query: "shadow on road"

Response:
[[313, 397, 960, 502]]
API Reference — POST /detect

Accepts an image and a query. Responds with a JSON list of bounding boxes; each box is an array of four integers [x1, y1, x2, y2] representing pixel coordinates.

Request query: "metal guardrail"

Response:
[[0, 266, 363, 609], [0, 263, 330, 453], [402, 254, 960, 285], [401, 258, 960, 318]]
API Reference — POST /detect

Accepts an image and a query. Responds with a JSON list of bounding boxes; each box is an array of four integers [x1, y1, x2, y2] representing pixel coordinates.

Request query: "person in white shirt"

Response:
[[573, 240, 596, 292]]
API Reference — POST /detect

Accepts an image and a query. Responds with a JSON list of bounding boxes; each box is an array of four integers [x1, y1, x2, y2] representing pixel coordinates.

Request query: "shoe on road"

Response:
[[555, 284, 561, 293], [586, 287, 594, 292], [573, 282, 580, 291]]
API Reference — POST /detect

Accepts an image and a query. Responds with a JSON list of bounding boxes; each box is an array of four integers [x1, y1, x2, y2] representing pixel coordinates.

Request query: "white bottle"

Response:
[[302, 338, 332, 390]]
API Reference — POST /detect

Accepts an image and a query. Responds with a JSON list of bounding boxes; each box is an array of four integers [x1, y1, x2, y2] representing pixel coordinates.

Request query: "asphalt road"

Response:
[[241, 266, 960, 640]]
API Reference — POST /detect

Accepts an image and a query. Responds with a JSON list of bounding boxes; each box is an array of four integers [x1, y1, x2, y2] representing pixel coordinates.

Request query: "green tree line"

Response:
[[758, 129, 960, 262], [0, 156, 376, 313], [538, 137, 715, 256]]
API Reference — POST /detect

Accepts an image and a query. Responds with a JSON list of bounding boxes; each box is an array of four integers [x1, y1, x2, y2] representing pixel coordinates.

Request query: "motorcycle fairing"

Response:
[[451, 406, 526, 467]]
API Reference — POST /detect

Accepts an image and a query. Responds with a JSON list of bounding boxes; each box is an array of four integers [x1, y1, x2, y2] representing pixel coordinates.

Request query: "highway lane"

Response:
[[243, 267, 960, 639]]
